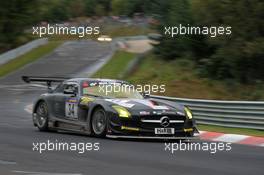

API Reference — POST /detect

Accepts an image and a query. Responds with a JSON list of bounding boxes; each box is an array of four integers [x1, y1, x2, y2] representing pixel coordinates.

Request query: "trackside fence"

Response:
[[0, 38, 48, 65], [150, 95, 264, 130]]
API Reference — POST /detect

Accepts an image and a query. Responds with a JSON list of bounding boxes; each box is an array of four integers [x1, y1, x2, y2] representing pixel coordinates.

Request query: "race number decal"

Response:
[[65, 99, 78, 119]]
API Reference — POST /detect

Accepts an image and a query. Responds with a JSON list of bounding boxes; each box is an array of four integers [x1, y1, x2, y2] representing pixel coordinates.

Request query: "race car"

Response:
[[22, 76, 198, 139], [97, 35, 112, 42]]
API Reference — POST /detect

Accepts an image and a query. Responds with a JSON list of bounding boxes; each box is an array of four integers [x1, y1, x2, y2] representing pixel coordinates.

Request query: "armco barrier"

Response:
[[150, 95, 264, 130], [0, 38, 48, 65]]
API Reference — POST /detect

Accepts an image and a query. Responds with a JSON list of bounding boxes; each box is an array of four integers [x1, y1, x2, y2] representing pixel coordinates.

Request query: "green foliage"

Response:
[[192, 0, 264, 83], [0, 0, 40, 49], [84, 0, 97, 16], [111, 0, 127, 15], [1, 0, 263, 85], [127, 53, 264, 100], [95, 4, 106, 17], [153, 0, 264, 84], [111, 0, 152, 16], [154, 0, 197, 60], [0, 0, 114, 51]]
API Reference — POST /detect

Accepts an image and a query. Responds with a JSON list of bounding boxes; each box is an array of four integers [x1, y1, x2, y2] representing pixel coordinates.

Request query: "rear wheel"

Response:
[[91, 108, 107, 137], [35, 101, 49, 131]]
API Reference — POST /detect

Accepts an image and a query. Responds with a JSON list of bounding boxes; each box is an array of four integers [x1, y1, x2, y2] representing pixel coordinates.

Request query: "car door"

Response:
[[53, 82, 79, 120]]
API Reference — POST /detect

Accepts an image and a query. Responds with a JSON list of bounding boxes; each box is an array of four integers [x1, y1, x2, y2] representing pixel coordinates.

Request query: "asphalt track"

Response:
[[0, 40, 263, 175]]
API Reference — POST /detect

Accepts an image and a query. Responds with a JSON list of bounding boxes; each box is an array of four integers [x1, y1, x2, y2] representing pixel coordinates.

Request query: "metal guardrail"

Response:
[[150, 95, 264, 130], [0, 38, 48, 65]]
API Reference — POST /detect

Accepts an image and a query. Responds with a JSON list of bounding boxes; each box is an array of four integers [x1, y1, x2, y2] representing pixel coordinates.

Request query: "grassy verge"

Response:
[[124, 53, 264, 136], [48, 26, 153, 41], [198, 124, 264, 137], [127, 53, 264, 100], [0, 41, 62, 77], [92, 51, 135, 79], [103, 26, 153, 37]]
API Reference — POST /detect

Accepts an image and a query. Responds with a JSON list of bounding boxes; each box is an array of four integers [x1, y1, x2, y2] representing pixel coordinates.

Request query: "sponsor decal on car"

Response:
[[80, 96, 94, 105], [105, 99, 135, 108], [66, 98, 78, 119], [139, 111, 150, 115], [132, 99, 169, 110], [89, 82, 98, 86], [67, 98, 77, 103]]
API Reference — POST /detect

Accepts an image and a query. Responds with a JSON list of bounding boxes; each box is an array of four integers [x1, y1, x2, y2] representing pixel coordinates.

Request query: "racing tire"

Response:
[[186, 131, 194, 137], [91, 108, 107, 137], [35, 101, 49, 131]]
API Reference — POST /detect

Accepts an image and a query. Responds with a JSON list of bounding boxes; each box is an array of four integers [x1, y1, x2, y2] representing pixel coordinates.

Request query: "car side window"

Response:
[[64, 83, 79, 94], [53, 83, 64, 93], [53, 82, 79, 94]]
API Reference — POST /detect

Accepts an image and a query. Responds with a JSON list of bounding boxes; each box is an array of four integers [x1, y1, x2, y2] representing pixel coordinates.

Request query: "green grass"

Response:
[[48, 25, 154, 41], [0, 41, 62, 77], [127, 53, 264, 100], [92, 51, 135, 79], [103, 26, 153, 37], [198, 124, 264, 137]]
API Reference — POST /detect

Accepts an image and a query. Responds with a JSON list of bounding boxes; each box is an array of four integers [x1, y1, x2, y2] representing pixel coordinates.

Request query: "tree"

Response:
[[0, 0, 41, 48], [69, 0, 85, 18], [192, 0, 264, 83], [111, 0, 127, 15], [84, 0, 96, 16], [153, 0, 195, 60], [95, 4, 105, 16]]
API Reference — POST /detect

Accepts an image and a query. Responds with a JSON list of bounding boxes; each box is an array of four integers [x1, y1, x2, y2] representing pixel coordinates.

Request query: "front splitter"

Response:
[[106, 134, 200, 140]]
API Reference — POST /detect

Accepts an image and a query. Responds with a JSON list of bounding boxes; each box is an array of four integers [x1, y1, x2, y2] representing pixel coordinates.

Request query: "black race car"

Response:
[[22, 76, 198, 139]]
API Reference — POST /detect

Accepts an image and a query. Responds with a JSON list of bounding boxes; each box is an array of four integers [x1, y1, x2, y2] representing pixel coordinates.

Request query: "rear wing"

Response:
[[22, 76, 68, 88]]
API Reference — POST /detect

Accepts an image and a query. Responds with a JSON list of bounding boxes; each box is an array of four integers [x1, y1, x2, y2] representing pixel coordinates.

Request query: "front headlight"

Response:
[[112, 105, 131, 118], [184, 107, 193, 119]]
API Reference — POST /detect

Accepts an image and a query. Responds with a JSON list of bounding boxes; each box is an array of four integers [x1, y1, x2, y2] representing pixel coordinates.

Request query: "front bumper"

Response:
[[107, 112, 198, 138]]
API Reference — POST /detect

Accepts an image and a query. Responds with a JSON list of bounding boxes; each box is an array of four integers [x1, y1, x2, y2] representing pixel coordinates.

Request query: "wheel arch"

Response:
[[32, 98, 50, 131], [33, 99, 47, 114], [88, 104, 105, 122], [86, 104, 107, 133]]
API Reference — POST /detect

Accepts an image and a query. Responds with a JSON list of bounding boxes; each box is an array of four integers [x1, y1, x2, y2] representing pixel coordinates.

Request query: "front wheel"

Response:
[[35, 101, 49, 131], [91, 108, 107, 137]]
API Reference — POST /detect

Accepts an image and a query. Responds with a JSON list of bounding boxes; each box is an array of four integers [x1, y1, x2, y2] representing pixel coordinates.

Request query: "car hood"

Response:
[[104, 98, 185, 115]]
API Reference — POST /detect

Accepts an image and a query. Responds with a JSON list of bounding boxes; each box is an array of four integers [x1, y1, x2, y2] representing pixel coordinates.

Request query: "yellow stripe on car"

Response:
[[184, 107, 193, 119], [184, 128, 193, 132], [121, 126, 139, 131]]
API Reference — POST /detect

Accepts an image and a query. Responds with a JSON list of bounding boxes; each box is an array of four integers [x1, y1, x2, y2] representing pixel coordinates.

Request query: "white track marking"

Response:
[[259, 143, 264, 147], [24, 104, 33, 114], [0, 160, 16, 165], [0, 84, 46, 88], [14, 99, 21, 103], [198, 131, 206, 134], [213, 134, 249, 143], [12, 170, 82, 175], [0, 84, 47, 91]]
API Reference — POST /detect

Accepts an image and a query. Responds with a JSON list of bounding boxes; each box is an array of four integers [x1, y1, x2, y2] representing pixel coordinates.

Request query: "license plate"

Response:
[[155, 128, 175, 134]]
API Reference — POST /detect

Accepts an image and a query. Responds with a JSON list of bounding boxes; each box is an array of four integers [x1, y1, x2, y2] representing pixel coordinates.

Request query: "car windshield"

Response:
[[82, 82, 143, 99]]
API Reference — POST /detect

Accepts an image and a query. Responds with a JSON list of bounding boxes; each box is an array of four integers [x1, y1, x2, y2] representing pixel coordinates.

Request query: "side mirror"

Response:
[[142, 92, 150, 98]]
